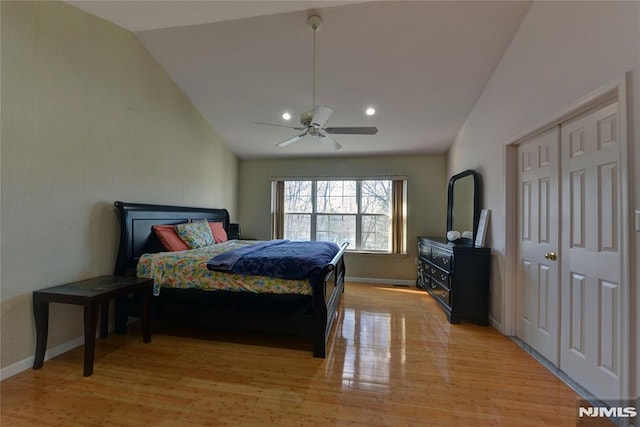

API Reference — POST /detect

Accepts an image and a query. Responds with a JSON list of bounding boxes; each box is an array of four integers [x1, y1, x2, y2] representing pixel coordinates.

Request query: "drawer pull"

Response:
[[441, 291, 447, 299], [443, 258, 449, 265], [440, 274, 446, 282]]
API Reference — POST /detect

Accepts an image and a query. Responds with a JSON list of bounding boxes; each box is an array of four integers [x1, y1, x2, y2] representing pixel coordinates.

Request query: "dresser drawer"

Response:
[[423, 261, 448, 287], [427, 263, 438, 278], [429, 280, 450, 307], [419, 275, 431, 291], [418, 242, 432, 260], [431, 267, 451, 290], [417, 236, 490, 326], [431, 248, 452, 271]]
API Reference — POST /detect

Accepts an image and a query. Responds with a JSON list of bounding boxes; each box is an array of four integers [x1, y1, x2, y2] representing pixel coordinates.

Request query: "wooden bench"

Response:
[[32, 276, 153, 376]]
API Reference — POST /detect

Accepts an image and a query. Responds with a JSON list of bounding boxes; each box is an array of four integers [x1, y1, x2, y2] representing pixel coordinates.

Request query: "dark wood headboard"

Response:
[[113, 201, 230, 276]]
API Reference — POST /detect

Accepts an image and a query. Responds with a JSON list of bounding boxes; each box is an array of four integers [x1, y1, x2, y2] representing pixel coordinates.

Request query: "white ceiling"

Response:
[[68, 1, 532, 159]]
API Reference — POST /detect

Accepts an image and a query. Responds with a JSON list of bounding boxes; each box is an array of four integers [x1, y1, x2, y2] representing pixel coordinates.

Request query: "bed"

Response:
[[112, 201, 347, 358]]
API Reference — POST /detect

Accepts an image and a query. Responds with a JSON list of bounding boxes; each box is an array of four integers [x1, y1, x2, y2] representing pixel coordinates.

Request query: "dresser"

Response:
[[417, 237, 490, 325]]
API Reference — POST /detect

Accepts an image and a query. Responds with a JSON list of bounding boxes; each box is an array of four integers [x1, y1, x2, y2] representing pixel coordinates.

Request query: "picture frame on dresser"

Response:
[[475, 209, 490, 247]]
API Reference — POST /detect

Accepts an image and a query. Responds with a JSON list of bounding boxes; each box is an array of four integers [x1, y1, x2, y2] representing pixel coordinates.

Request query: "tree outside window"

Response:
[[281, 179, 399, 253]]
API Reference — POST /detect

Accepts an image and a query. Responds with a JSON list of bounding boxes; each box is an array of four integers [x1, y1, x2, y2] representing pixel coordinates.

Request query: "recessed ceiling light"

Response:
[[282, 112, 291, 120], [365, 107, 376, 116]]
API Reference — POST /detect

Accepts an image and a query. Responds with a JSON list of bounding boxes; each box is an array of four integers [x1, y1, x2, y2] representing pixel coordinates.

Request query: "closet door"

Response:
[[560, 101, 621, 399], [516, 127, 560, 365]]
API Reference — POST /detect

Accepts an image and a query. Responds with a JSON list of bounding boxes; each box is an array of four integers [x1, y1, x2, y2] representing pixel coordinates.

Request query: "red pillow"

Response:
[[153, 225, 190, 252], [209, 222, 228, 243]]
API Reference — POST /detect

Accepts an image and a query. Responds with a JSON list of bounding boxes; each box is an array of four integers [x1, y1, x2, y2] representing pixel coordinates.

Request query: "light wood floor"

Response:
[[2, 282, 593, 426]]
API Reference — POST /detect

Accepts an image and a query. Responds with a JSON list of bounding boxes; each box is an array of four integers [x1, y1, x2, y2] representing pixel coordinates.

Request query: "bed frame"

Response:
[[113, 201, 346, 358]]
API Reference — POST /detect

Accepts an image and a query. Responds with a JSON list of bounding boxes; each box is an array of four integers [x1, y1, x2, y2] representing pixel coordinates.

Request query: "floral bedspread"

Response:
[[137, 240, 313, 296]]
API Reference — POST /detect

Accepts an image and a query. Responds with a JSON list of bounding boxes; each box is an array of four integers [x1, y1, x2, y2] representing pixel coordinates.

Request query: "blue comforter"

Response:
[[206, 240, 340, 280]]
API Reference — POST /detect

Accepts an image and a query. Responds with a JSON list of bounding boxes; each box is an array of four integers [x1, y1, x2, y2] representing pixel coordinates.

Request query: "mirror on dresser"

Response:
[[446, 169, 480, 244]]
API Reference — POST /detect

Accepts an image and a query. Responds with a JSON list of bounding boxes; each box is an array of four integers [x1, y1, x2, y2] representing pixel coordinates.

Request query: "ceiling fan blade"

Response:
[[276, 130, 308, 148], [311, 105, 334, 128], [318, 133, 342, 150], [252, 122, 305, 130], [324, 126, 378, 135]]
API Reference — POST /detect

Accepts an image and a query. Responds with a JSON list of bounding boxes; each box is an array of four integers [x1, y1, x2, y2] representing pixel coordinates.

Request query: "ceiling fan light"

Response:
[[366, 107, 376, 116]]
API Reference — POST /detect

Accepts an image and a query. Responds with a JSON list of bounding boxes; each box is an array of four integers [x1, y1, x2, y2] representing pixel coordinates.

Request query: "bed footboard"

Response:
[[311, 242, 347, 358]]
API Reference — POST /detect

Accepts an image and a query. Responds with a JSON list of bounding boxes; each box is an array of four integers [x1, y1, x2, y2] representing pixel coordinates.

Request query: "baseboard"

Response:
[[509, 337, 635, 427], [489, 316, 503, 334], [1, 335, 85, 381], [345, 276, 415, 287], [1, 317, 121, 381]]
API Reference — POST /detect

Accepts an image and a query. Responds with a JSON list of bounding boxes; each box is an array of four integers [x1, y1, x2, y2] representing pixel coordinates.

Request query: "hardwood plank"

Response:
[[1, 282, 605, 426]]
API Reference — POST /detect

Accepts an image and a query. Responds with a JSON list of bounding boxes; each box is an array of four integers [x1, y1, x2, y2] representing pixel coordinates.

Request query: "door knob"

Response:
[[544, 252, 557, 261]]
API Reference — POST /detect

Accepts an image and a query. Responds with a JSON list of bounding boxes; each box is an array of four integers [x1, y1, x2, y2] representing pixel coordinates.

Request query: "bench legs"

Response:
[[83, 302, 99, 377], [114, 296, 128, 334], [33, 299, 100, 377], [32, 298, 49, 370], [32, 289, 151, 376]]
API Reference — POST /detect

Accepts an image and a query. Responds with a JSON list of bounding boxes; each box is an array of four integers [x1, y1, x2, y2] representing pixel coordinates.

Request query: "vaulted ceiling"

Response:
[[68, 1, 532, 159]]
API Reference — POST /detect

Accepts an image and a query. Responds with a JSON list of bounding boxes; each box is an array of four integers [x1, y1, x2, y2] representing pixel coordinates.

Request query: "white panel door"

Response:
[[516, 128, 560, 365], [560, 101, 621, 399]]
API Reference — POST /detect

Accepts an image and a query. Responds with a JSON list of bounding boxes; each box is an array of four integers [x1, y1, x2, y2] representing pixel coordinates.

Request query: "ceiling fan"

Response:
[[253, 15, 378, 150]]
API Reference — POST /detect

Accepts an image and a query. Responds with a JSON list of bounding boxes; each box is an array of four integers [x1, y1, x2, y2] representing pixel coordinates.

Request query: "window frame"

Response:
[[274, 178, 406, 254]]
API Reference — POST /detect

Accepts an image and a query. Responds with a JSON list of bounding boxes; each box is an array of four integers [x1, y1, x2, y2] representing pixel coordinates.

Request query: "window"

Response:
[[273, 178, 406, 253], [283, 180, 312, 241]]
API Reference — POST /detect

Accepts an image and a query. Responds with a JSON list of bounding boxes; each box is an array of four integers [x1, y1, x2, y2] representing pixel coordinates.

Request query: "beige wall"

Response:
[[238, 155, 447, 281], [447, 1, 639, 397], [1, 1, 238, 371]]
